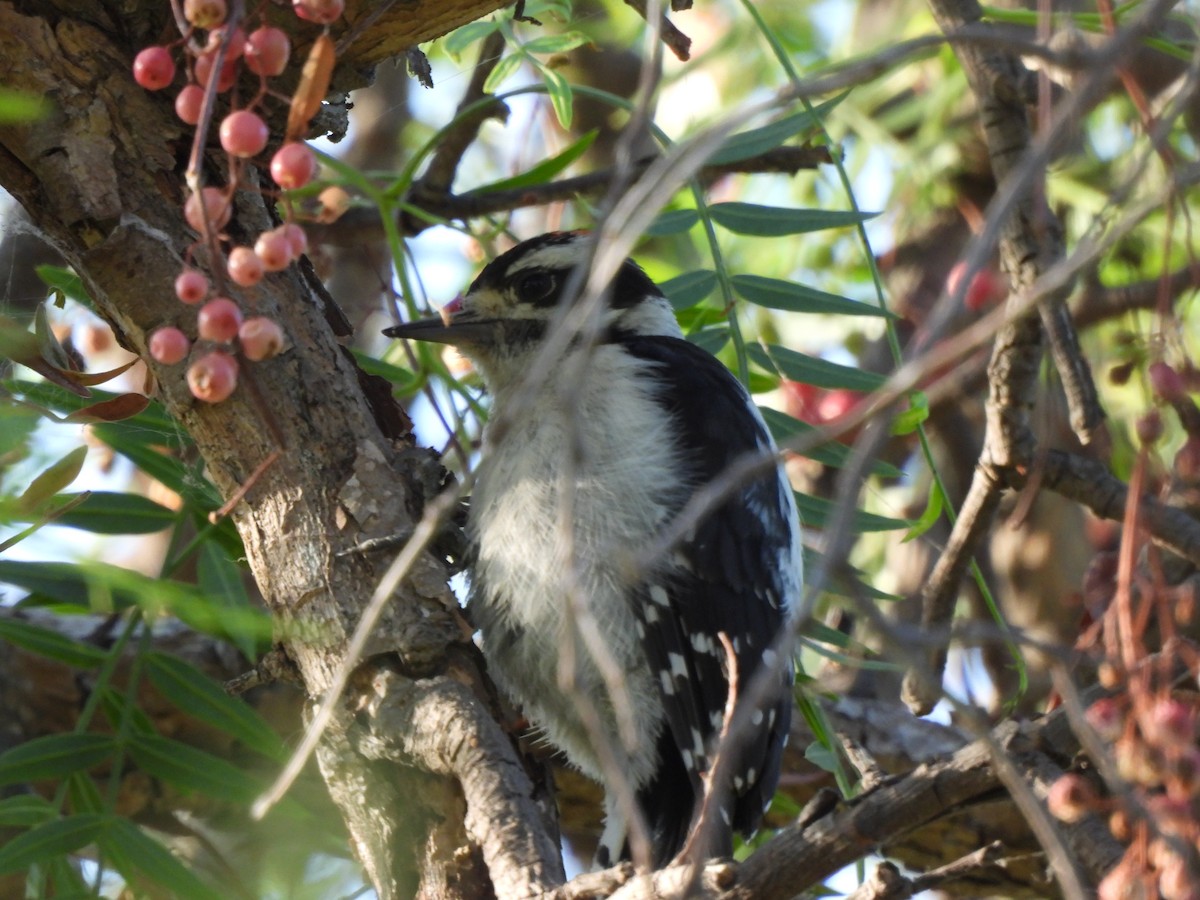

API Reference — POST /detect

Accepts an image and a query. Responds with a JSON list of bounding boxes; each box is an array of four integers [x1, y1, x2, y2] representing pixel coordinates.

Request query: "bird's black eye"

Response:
[[513, 271, 557, 306]]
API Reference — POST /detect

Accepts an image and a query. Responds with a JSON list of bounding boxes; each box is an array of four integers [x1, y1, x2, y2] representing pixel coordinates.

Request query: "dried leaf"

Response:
[[58, 356, 140, 387], [287, 34, 335, 140], [65, 393, 150, 423]]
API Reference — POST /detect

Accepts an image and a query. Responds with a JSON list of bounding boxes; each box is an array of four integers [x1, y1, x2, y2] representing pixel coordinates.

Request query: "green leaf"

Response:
[[645, 208, 699, 236], [0, 814, 107, 875], [708, 93, 847, 165], [731, 275, 892, 318], [197, 542, 260, 661], [0, 734, 117, 788], [473, 129, 597, 194], [36, 266, 90, 307], [903, 480, 945, 543], [100, 819, 224, 900], [482, 52, 523, 94], [16, 446, 87, 513], [709, 203, 877, 237], [0, 88, 50, 124], [442, 19, 501, 60], [144, 652, 285, 760], [687, 327, 729, 355], [758, 407, 902, 477], [804, 740, 841, 774], [793, 491, 908, 533], [802, 546, 900, 602], [0, 795, 57, 828], [127, 734, 263, 802], [29, 491, 176, 535], [354, 350, 420, 392], [890, 390, 929, 436], [0, 616, 107, 668], [660, 270, 717, 310], [523, 31, 590, 54], [747, 344, 885, 393], [541, 65, 573, 130]]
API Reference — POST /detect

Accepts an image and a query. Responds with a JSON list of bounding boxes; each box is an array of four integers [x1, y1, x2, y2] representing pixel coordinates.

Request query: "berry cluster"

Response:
[[132, 0, 342, 403]]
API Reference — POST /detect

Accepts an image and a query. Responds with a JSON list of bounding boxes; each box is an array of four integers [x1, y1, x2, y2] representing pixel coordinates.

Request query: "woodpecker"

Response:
[[385, 232, 802, 867]]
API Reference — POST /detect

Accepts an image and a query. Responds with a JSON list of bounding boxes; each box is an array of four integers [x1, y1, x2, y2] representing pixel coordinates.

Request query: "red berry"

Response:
[[270, 142, 317, 190], [293, 0, 344, 24], [197, 297, 244, 343], [174, 268, 209, 304], [174, 84, 205, 125], [240, 316, 286, 361], [227, 246, 265, 286], [1085, 698, 1124, 741], [255, 228, 293, 272], [187, 350, 238, 403], [947, 261, 1006, 312], [206, 25, 246, 60], [149, 327, 191, 365], [184, 0, 227, 28], [1149, 361, 1186, 403], [194, 50, 238, 93], [184, 187, 231, 237], [281, 223, 308, 258], [133, 47, 176, 91], [245, 27, 291, 77], [220, 109, 269, 158]]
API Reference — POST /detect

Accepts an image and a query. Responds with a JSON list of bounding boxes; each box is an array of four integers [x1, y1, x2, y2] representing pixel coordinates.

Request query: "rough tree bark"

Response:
[[0, 1, 570, 897]]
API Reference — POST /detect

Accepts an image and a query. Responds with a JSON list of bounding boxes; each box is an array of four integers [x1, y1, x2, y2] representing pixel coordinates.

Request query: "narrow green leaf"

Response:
[[523, 31, 590, 54], [903, 480, 945, 543], [197, 542, 260, 661], [0, 795, 57, 828], [708, 93, 848, 165], [17, 446, 87, 513], [100, 819, 224, 900], [687, 327, 729, 355], [36, 266, 90, 306], [31, 492, 175, 535], [802, 546, 901, 602], [645, 208, 699, 236], [145, 652, 285, 760], [660, 270, 717, 310], [473, 129, 597, 194], [747, 343, 885, 393], [709, 203, 877, 237], [65, 770, 106, 815], [482, 53, 523, 94], [0, 616, 107, 667], [758, 407, 902, 477], [541, 66, 573, 130], [0, 814, 107, 875], [731, 274, 892, 318], [442, 19, 501, 59], [354, 350, 420, 392], [794, 491, 908, 533], [0, 734, 117, 788], [127, 734, 263, 802]]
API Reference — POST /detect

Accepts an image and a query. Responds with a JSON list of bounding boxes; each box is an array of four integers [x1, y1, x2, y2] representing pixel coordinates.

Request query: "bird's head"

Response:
[[384, 232, 682, 385]]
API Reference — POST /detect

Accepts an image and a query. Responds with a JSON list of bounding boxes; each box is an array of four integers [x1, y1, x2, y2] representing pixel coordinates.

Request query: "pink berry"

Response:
[[174, 84, 205, 125], [184, 187, 231, 237], [184, 0, 227, 28], [227, 246, 265, 286], [1148, 698, 1196, 747], [133, 47, 176, 91], [947, 261, 1006, 312], [194, 50, 238, 93], [187, 350, 238, 403], [197, 297, 243, 343], [245, 27, 291, 77], [270, 142, 317, 190], [293, 0, 344, 24], [254, 228, 293, 272], [220, 109, 269, 158], [281, 223, 308, 258], [206, 25, 246, 60], [149, 327, 191, 365], [1046, 773, 1095, 823], [1085, 697, 1124, 741], [239, 316, 286, 361], [174, 268, 209, 304]]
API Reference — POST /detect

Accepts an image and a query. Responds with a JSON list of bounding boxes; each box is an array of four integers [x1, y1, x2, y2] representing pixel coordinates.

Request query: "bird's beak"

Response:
[[383, 295, 498, 346]]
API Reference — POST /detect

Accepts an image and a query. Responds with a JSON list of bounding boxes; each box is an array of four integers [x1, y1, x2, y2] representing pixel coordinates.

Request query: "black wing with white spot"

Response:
[[619, 334, 800, 859]]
